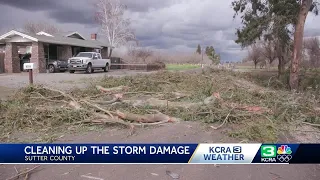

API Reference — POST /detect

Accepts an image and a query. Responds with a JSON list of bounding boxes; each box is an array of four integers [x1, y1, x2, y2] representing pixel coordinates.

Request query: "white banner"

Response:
[[189, 143, 261, 164]]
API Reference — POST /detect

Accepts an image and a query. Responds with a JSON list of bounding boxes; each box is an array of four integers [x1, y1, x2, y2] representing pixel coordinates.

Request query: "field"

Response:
[[166, 63, 201, 71]]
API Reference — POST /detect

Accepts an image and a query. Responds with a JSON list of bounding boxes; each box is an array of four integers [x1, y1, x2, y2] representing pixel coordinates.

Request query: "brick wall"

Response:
[[4, 42, 20, 73], [0, 53, 4, 73], [30, 42, 46, 73], [59, 46, 72, 61], [58, 45, 72, 61], [101, 47, 108, 59]]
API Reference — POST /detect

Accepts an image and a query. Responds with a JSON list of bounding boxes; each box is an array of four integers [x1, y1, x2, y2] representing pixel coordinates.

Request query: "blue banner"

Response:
[[0, 144, 197, 164], [0, 143, 319, 164]]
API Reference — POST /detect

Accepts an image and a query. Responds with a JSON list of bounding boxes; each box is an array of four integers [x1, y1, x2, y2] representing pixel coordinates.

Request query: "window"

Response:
[[97, 54, 102, 59], [93, 53, 98, 59], [76, 52, 93, 58]]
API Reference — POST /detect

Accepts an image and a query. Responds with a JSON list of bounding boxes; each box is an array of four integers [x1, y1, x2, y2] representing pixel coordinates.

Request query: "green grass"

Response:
[[166, 64, 201, 71]]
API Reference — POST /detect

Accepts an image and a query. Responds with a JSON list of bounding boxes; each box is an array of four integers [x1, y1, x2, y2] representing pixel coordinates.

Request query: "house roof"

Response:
[[64, 31, 86, 40], [36, 31, 54, 37], [0, 30, 113, 49]]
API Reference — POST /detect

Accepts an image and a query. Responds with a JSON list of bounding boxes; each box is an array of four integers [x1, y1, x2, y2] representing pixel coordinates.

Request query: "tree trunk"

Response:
[[278, 56, 285, 78], [108, 48, 113, 58], [290, 0, 313, 90]]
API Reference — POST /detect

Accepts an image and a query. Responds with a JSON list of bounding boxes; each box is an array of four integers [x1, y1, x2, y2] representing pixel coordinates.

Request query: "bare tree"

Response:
[[127, 41, 140, 62], [248, 44, 263, 69], [127, 44, 153, 63], [304, 37, 320, 68], [23, 21, 60, 34], [136, 48, 153, 63], [261, 41, 277, 68], [95, 0, 136, 58]]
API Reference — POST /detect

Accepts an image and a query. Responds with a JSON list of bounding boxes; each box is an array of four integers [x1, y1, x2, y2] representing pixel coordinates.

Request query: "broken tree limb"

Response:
[[116, 110, 171, 123], [6, 165, 40, 180], [96, 85, 129, 93], [91, 113, 131, 126], [80, 112, 175, 130], [81, 100, 115, 118], [123, 98, 202, 109], [301, 122, 320, 127], [91, 94, 123, 105], [123, 93, 217, 109], [41, 87, 77, 102], [210, 108, 233, 130], [91, 98, 120, 105]]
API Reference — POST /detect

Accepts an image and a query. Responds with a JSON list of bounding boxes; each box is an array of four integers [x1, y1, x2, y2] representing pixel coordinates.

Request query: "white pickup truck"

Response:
[[68, 52, 111, 73]]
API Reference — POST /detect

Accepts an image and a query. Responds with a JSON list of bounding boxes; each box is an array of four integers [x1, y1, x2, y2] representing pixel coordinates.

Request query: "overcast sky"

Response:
[[0, 0, 320, 62]]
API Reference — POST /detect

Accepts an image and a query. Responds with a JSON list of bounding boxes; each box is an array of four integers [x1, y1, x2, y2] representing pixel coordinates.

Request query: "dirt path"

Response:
[[1, 122, 319, 180]]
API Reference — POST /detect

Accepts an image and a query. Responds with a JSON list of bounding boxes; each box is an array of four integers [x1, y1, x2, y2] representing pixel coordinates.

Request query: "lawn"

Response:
[[166, 64, 201, 71]]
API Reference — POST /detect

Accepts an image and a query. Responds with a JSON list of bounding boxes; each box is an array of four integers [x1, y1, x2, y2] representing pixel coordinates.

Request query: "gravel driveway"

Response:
[[0, 70, 154, 91], [1, 122, 319, 180]]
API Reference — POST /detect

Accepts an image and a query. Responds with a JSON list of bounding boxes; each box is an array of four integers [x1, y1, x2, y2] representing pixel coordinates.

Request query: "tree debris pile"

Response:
[[0, 70, 319, 142]]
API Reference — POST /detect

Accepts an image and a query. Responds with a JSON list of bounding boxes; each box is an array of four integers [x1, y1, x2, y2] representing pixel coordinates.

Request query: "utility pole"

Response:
[[202, 47, 204, 63], [200, 33, 208, 68]]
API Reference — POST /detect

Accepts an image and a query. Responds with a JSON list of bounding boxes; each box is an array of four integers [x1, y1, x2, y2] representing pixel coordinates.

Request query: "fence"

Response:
[[110, 63, 165, 71], [110, 58, 165, 71]]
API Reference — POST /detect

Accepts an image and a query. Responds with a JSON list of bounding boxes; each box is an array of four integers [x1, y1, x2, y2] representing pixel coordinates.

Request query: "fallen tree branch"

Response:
[[91, 98, 120, 105], [116, 110, 172, 123], [91, 94, 123, 105], [123, 98, 202, 109], [96, 85, 129, 93], [6, 165, 40, 180], [301, 122, 320, 127], [41, 87, 77, 102], [30, 94, 69, 104], [88, 113, 131, 126], [210, 109, 233, 130], [81, 100, 115, 118]]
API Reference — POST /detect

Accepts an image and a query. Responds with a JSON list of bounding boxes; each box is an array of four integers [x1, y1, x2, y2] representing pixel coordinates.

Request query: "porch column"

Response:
[[101, 47, 109, 59], [4, 42, 20, 73], [31, 42, 46, 73]]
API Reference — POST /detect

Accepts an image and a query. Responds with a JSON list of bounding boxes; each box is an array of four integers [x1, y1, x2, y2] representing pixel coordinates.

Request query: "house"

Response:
[[0, 30, 113, 73]]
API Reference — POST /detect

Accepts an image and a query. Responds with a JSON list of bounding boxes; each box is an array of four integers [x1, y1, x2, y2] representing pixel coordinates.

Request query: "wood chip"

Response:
[[81, 174, 104, 180], [166, 170, 180, 179]]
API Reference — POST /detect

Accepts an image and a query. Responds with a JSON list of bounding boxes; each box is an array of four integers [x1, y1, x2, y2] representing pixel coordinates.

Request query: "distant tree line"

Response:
[[196, 44, 221, 64]]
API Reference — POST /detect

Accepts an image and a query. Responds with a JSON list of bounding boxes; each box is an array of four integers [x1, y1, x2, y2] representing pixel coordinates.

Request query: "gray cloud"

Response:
[[0, 0, 320, 62], [0, 0, 59, 10], [48, 9, 96, 25], [122, 0, 173, 12]]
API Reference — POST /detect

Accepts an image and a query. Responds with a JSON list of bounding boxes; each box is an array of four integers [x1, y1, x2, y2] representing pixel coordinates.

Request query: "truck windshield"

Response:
[[76, 52, 93, 58]]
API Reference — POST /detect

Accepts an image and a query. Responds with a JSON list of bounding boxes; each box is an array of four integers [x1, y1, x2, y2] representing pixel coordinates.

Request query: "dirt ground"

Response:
[[0, 70, 154, 92], [1, 68, 320, 180], [1, 122, 319, 180]]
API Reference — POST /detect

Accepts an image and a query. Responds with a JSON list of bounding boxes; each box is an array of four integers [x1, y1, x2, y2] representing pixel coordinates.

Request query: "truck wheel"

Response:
[[69, 70, 75, 73], [48, 65, 55, 73], [104, 63, 109, 72], [86, 64, 92, 74]]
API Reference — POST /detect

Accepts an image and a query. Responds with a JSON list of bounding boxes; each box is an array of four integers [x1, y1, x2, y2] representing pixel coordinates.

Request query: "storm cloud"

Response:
[[0, 0, 320, 62]]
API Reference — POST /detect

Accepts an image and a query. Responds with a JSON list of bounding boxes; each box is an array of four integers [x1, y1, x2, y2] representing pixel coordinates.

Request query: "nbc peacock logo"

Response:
[[276, 145, 292, 163]]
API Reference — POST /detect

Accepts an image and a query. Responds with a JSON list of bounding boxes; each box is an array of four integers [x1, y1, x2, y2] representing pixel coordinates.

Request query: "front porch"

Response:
[[0, 30, 111, 73]]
